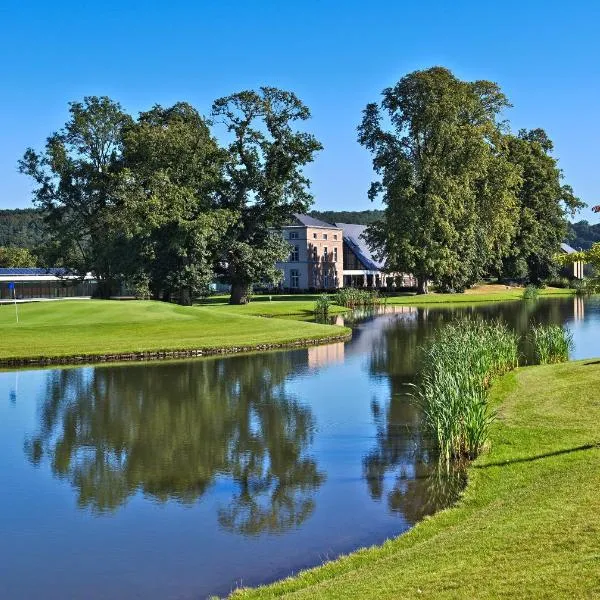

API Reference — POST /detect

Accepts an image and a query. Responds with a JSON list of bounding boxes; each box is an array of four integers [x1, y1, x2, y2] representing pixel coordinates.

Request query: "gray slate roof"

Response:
[[291, 213, 337, 228], [560, 243, 578, 254], [0, 267, 70, 276], [335, 223, 384, 271]]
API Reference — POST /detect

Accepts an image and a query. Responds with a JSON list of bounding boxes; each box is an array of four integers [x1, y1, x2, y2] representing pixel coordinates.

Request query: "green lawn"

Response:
[[232, 360, 600, 599], [385, 286, 575, 305], [0, 300, 350, 363], [199, 286, 575, 316], [198, 294, 348, 316]]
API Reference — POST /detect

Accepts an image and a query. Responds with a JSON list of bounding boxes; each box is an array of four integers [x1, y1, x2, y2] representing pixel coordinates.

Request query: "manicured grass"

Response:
[[232, 360, 600, 599], [200, 286, 575, 315], [0, 300, 350, 362], [385, 286, 575, 306], [198, 295, 348, 317]]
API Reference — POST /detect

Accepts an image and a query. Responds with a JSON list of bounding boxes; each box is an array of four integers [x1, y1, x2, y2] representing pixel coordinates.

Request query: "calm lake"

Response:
[[1, 296, 598, 599]]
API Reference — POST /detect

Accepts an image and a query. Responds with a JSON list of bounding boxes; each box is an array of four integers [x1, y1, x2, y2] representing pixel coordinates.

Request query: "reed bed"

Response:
[[529, 324, 573, 364], [416, 318, 519, 462], [313, 294, 332, 316], [335, 288, 381, 309]]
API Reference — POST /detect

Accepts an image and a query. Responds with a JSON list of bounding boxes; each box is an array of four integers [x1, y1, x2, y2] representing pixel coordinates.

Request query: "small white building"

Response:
[[0, 268, 97, 301]]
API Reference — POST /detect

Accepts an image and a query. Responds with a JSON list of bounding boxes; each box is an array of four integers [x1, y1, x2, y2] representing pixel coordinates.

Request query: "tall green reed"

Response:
[[335, 288, 381, 309], [415, 318, 519, 462], [529, 324, 573, 364], [313, 294, 332, 316]]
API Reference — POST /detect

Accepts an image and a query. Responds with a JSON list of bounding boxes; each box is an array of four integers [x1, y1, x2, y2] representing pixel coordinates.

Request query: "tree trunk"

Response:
[[229, 282, 251, 305], [416, 276, 429, 295], [179, 287, 192, 306]]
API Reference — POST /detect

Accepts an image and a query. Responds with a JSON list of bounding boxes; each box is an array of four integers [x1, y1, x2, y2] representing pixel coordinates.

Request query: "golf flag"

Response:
[[8, 282, 18, 323]]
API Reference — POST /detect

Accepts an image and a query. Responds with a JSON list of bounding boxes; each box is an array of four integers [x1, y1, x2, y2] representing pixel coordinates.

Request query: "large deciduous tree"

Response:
[[501, 129, 583, 282], [358, 67, 520, 293], [0, 246, 37, 267], [18, 96, 132, 296], [212, 87, 322, 304], [120, 102, 235, 303]]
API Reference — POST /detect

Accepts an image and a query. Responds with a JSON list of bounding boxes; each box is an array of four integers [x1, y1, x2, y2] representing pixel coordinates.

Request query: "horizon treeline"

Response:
[[15, 67, 584, 300]]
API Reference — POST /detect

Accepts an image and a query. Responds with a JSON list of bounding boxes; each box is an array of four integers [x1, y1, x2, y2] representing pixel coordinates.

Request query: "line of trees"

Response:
[[359, 67, 583, 293], [19, 90, 322, 304], [18, 68, 583, 301]]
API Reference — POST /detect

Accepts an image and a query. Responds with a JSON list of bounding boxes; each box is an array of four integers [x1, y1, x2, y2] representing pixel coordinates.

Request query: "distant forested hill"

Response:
[[0, 208, 45, 248], [308, 209, 384, 225], [567, 220, 600, 250]]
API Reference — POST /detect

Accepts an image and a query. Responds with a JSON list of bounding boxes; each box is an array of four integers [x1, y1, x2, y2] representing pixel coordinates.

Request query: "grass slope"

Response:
[[200, 286, 575, 315], [0, 300, 349, 362], [384, 286, 575, 306], [233, 360, 600, 599]]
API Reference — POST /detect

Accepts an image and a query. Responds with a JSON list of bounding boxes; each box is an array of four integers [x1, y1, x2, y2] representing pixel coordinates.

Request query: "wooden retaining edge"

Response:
[[0, 331, 353, 368]]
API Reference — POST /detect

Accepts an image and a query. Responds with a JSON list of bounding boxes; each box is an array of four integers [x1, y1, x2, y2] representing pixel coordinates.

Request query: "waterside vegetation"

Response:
[[416, 318, 519, 461], [530, 324, 574, 364]]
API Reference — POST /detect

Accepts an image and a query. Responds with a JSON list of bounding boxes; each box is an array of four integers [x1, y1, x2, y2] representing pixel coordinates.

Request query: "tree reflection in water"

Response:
[[363, 390, 466, 525], [25, 351, 324, 535], [365, 309, 467, 523]]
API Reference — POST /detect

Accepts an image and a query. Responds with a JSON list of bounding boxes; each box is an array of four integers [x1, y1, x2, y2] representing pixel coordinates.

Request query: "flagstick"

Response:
[[13, 287, 18, 324]]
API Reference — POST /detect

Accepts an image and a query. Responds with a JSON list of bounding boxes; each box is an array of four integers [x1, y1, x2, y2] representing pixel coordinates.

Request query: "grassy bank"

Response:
[[385, 285, 575, 306], [233, 360, 600, 599], [0, 300, 350, 364], [200, 285, 575, 316]]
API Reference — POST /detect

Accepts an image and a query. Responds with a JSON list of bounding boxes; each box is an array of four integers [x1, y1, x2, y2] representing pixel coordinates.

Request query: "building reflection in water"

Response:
[[574, 295, 585, 321], [307, 342, 345, 368]]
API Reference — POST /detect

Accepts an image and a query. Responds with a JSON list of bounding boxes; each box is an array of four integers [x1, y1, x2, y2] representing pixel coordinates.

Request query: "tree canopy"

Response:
[[359, 67, 582, 291], [18, 96, 132, 295], [0, 246, 37, 267], [19, 89, 322, 304], [501, 129, 583, 282], [211, 87, 322, 304]]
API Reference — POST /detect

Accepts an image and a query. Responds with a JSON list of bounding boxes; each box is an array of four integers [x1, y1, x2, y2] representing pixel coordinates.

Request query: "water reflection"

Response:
[[25, 352, 324, 534]]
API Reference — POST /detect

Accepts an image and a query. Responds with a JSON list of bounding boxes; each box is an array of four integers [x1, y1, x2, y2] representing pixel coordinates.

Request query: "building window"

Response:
[[334, 234, 338, 240], [289, 231, 299, 240], [313, 233, 317, 239], [323, 246, 328, 261], [323, 233, 328, 240], [324, 275, 329, 288], [333, 247, 338, 262], [312, 247, 318, 261], [290, 269, 299, 288], [290, 245, 299, 262]]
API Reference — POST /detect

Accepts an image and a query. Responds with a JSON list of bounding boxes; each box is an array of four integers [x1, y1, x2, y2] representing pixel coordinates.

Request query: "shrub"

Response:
[[522, 285, 539, 300], [415, 318, 519, 462], [574, 278, 599, 296], [314, 294, 332, 316], [545, 276, 572, 289], [530, 324, 573, 364], [335, 288, 381, 308]]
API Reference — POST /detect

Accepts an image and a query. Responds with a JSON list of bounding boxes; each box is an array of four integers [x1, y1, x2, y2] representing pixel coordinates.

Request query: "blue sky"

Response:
[[1, 0, 598, 220]]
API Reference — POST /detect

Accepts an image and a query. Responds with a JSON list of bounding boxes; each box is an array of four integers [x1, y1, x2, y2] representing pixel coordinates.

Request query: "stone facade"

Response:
[[277, 217, 344, 291]]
